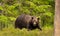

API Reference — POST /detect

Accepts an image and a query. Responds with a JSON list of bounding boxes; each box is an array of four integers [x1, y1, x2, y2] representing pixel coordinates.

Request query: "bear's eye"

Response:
[[32, 17, 34, 19], [34, 20, 37, 23]]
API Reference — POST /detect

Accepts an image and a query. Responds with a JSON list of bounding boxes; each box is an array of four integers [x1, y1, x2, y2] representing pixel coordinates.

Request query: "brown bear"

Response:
[[15, 14, 42, 31]]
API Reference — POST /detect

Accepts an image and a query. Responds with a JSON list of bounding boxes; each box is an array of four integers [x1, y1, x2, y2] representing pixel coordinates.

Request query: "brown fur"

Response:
[[15, 14, 42, 30]]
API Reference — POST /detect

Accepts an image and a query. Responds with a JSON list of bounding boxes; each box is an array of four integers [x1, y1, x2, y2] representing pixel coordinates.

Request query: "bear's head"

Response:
[[30, 16, 40, 26]]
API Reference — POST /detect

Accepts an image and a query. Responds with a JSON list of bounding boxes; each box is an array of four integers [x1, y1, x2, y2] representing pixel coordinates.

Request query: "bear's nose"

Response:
[[34, 22, 36, 25]]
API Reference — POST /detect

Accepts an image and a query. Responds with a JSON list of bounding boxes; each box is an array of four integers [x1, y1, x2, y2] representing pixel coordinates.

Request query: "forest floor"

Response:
[[0, 26, 54, 36]]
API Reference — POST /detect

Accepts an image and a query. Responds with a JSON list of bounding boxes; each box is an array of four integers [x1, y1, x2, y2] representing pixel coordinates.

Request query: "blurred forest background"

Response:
[[0, 0, 54, 36]]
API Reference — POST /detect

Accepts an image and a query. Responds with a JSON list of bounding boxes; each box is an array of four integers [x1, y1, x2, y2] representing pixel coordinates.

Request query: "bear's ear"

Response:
[[37, 18, 39, 20], [31, 17, 34, 19]]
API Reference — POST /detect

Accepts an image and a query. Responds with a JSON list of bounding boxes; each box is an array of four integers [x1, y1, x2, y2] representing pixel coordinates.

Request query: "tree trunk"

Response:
[[54, 0, 60, 36]]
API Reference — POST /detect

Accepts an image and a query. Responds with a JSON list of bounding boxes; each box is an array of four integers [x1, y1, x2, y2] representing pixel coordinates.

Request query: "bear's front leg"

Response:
[[37, 25, 42, 31]]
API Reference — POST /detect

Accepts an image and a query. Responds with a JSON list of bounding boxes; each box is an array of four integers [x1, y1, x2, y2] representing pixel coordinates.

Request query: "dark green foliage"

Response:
[[0, 0, 54, 35], [0, 0, 54, 36]]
